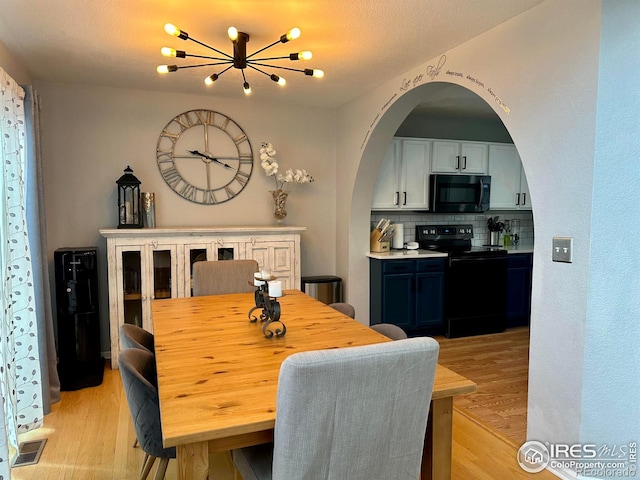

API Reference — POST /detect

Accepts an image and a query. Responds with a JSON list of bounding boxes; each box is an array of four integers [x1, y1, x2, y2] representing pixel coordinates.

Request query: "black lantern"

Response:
[[116, 166, 142, 229]]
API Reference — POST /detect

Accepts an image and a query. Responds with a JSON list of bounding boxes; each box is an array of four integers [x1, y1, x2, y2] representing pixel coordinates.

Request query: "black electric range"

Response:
[[416, 224, 508, 338], [416, 224, 507, 257]]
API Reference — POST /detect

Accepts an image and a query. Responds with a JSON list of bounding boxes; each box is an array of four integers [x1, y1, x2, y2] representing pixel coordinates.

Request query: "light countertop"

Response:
[[366, 249, 448, 260], [504, 244, 534, 254], [367, 244, 534, 259]]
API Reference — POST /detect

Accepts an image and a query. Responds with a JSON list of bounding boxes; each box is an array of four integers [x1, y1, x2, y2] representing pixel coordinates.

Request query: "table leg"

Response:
[[177, 442, 209, 480], [422, 397, 453, 480], [177, 443, 238, 480]]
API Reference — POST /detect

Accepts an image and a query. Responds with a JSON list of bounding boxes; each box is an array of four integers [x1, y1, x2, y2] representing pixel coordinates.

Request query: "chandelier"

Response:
[[157, 24, 324, 94]]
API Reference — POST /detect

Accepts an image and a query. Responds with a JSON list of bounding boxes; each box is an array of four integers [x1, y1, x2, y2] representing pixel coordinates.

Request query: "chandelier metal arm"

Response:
[[246, 64, 270, 76], [250, 56, 298, 62], [245, 40, 282, 60], [184, 53, 234, 62], [188, 37, 234, 60], [177, 61, 233, 70], [214, 65, 234, 77], [248, 62, 308, 74]]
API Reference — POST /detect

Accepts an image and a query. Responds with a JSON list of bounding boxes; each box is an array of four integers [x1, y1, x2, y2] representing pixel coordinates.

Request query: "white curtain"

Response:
[[0, 68, 44, 476]]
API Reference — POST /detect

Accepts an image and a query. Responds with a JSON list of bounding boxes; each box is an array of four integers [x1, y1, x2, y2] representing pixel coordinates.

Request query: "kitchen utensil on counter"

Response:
[[392, 223, 404, 249], [511, 219, 520, 245]]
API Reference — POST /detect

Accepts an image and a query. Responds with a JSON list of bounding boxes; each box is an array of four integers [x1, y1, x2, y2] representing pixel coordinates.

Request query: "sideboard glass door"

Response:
[[121, 249, 142, 327], [152, 249, 173, 300], [185, 245, 209, 297]]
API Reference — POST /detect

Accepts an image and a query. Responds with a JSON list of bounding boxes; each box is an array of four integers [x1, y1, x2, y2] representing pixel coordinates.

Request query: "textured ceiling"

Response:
[[0, 0, 544, 109]]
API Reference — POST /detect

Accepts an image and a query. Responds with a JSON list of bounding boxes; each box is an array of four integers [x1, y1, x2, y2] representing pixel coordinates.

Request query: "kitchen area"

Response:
[[367, 85, 534, 339]]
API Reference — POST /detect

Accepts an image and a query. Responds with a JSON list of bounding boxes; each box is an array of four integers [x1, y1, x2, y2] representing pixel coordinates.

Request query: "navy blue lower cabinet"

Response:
[[506, 253, 533, 327], [370, 258, 445, 334]]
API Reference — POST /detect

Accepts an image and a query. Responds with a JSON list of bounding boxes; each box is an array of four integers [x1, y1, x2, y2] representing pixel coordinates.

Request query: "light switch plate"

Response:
[[552, 237, 573, 263]]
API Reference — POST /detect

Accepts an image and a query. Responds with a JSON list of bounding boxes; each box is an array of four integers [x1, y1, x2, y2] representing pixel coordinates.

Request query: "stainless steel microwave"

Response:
[[430, 174, 491, 213]]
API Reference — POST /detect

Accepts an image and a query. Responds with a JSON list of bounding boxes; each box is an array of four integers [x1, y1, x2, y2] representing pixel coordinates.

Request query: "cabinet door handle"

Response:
[[522, 193, 527, 206], [250, 237, 256, 245], [462, 156, 467, 170], [403, 192, 407, 205], [394, 192, 399, 206], [515, 193, 521, 206], [455, 156, 460, 170], [151, 240, 158, 250]]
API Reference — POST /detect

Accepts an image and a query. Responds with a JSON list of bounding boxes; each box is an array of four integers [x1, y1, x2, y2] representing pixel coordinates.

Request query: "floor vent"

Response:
[[11, 439, 46, 467]]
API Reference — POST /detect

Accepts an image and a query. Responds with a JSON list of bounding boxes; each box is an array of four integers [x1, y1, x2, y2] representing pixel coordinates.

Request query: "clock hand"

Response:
[[187, 150, 234, 170]]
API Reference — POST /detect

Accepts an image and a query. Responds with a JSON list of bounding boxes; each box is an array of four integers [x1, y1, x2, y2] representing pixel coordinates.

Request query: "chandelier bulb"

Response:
[[161, 47, 186, 58], [157, 65, 178, 74], [228, 26, 239, 41], [204, 74, 219, 86], [304, 68, 324, 78], [299, 50, 313, 60], [164, 23, 189, 40], [287, 27, 301, 41], [281, 27, 301, 43], [243, 82, 252, 95]]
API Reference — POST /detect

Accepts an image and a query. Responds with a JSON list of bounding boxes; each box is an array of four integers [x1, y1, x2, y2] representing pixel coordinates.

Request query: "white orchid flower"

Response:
[[261, 141, 313, 190]]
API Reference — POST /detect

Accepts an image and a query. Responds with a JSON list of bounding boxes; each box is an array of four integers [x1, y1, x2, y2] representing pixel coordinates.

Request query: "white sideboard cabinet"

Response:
[[100, 226, 305, 367]]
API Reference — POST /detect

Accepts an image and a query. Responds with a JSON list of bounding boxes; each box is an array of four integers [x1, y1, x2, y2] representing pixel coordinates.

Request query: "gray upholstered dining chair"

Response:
[[192, 259, 259, 296], [370, 323, 409, 340], [328, 302, 356, 319], [119, 348, 175, 480], [232, 337, 440, 480], [119, 324, 155, 448], [120, 324, 155, 354]]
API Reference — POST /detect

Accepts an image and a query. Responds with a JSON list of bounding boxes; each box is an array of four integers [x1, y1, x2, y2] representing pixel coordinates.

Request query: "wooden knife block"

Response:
[[370, 229, 390, 252]]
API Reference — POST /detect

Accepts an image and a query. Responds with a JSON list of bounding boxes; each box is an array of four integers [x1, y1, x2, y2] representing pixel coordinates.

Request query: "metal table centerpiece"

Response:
[[248, 273, 286, 338]]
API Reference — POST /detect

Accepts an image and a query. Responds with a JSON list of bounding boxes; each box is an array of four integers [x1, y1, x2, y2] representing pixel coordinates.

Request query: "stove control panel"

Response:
[[416, 224, 474, 241]]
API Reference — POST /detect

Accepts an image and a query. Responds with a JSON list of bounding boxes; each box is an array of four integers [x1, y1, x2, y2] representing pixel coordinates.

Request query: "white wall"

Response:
[[337, 0, 604, 457], [581, 0, 640, 455], [36, 82, 337, 352], [0, 39, 32, 84]]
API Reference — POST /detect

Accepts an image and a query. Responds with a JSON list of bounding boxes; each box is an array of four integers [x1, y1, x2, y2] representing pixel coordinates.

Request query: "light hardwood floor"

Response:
[[14, 328, 551, 480], [435, 326, 530, 446]]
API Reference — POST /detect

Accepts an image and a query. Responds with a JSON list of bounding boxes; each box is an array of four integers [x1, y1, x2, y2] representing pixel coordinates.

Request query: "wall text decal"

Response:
[[361, 55, 512, 151]]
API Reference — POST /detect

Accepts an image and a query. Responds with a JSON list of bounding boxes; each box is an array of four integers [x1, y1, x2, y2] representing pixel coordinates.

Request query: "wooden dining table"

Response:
[[152, 289, 476, 480]]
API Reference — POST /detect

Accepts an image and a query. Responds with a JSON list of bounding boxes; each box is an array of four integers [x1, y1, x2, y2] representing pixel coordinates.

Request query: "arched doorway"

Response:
[[350, 81, 534, 444]]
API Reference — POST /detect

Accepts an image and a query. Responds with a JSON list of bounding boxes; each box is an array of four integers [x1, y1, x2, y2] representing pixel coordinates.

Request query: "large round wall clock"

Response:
[[156, 109, 253, 204]]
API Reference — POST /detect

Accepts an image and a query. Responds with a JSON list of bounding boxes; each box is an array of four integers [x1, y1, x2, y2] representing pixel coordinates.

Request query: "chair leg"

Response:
[[140, 455, 156, 480], [141, 453, 149, 476], [152, 457, 170, 480], [133, 438, 139, 448]]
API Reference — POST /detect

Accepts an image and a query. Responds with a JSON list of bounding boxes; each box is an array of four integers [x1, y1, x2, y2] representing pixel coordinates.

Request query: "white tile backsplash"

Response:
[[371, 210, 534, 247]]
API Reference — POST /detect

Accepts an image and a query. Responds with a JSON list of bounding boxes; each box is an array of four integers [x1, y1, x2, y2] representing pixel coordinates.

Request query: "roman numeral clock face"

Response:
[[156, 109, 254, 204]]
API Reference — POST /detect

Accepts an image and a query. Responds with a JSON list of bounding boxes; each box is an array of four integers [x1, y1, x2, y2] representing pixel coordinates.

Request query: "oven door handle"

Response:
[[449, 256, 507, 266]]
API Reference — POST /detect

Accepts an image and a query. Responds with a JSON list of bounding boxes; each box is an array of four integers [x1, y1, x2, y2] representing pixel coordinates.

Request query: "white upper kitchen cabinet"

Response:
[[488, 144, 532, 210], [372, 138, 430, 210], [431, 140, 488, 174], [372, 139, 401, 209]]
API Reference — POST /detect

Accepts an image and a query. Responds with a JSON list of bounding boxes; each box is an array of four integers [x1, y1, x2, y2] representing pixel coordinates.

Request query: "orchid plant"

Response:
[[260, 142, 314, 191]]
